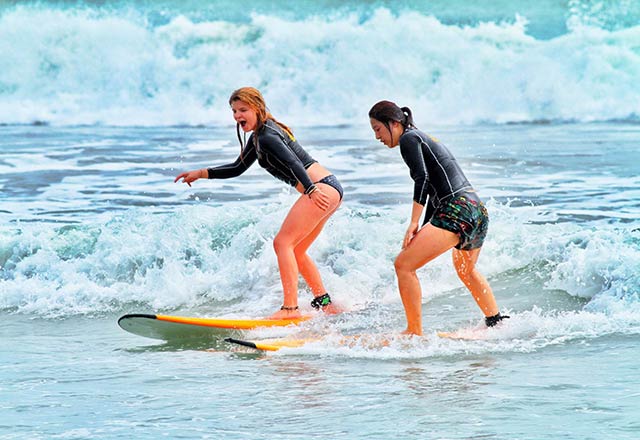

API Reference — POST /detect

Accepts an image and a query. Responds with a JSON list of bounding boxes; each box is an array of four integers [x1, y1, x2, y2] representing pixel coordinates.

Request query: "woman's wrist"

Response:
[[304, 184, 318, 197]]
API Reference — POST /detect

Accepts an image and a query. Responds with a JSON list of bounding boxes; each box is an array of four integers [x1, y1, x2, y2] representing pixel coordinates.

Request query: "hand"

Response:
[[174, 169, 205, 187], [402, 222, 419, 249], [309, 188, 330, 211]]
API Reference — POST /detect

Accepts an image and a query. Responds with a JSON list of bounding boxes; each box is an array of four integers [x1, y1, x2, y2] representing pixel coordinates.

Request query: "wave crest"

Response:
[[0, 6, 639, 126]]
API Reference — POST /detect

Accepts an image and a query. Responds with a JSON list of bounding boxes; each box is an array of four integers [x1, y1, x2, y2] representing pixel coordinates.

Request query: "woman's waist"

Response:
[[435, 187, 480, 205], [295, 163, 333, 192]]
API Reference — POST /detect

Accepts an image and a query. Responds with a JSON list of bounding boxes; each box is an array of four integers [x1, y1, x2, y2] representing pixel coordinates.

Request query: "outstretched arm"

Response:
[[174, 142, 257, 186]]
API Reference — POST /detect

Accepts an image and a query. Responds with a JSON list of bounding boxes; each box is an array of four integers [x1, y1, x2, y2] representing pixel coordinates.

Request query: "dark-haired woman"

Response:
[[369, 100, 507, 335], [176, 87, 342, 319]]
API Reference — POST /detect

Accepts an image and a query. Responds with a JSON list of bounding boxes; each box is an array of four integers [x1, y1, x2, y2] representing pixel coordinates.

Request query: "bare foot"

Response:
[[320, 303, 342, 315], [400, 328, 422, 336], [268, 308, 303, 320]]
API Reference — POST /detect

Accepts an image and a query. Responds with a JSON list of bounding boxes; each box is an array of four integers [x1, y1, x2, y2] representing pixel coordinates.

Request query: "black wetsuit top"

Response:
[[399, 127, 474, 223], [207, 119, 317, 191]]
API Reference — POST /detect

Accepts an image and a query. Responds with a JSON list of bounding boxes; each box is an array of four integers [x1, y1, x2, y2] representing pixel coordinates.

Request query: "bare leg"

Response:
[[452, 248, 498, 317], [394, 224, 459, 335], [293, 201, 339, 296], [270, 185, 341, 319], [294, 220, 328, 296], [293, 208, 342, 315]]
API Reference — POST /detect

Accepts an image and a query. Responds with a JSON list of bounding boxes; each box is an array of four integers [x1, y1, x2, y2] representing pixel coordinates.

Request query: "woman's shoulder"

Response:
[[399, 127, 425, 146], [258, 120, 283, 137], [254, 120, 286, 145]]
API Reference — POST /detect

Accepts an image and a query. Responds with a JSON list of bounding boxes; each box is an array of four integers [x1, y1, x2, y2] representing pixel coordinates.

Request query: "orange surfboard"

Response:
[[118, 313, 311, 341]]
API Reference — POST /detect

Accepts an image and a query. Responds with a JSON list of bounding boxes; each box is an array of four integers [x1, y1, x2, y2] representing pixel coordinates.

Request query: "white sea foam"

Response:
[[1, 199, 638, 321], [1, 6, 639, 126], [251, 302, 640, 359]]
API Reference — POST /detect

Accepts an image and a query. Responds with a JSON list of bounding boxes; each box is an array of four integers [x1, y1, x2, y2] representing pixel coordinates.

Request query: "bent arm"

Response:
[[409, 200, 424, 225], [259, 133, 315, 191], [402, 201, 425, 248], [400, 134, 429, 206]]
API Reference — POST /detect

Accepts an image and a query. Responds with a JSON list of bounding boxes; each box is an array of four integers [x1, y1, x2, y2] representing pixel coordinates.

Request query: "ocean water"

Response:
[[1, 1, 640, 439]]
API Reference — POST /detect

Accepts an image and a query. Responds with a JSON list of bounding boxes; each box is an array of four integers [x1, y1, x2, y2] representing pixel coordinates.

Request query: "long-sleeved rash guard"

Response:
[[207, 119, 317, 191], [399, 128, 474, 223]]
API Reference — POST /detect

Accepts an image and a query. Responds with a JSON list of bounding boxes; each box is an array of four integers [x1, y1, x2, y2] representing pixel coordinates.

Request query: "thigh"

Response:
[[452, 247, 482, 273], [277, 190, 340, 247], [452, 247, 481, 265], [397, 223, 460, 271], [294, 207, 335, 255]]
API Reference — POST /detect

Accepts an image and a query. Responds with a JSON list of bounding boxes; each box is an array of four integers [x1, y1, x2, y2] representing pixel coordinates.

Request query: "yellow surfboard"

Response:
[[225, 337, 318, 351], [118, 313, 311, 341], [225, 333, 395, 351]]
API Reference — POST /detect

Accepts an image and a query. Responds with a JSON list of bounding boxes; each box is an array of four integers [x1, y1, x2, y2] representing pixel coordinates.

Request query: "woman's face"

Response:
[[370, 118, 401, 148], [231, 100, 258, 132]]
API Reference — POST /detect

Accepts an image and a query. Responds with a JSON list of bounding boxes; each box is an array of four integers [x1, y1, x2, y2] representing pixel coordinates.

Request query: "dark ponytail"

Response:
[[368, 100, 416, 129], [400, 106, 415, 128]]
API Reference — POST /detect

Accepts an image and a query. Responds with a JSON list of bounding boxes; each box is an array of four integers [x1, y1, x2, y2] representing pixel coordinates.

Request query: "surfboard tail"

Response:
[[224, 338, 260, 350], [225, 337, 316, 351]]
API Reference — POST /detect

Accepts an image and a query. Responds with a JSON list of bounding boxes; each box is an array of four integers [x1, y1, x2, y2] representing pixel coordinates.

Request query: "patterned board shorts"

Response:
[[430, 193, 489, 250]]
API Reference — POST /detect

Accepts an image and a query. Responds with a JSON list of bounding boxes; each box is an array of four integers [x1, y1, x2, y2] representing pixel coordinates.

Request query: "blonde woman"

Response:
[[176, 87, 342, 319]]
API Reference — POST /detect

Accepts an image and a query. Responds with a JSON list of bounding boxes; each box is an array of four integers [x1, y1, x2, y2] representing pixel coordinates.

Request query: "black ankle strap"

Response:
[[485, 313, 510, 327], [280, 305, 299, 311], [310, 293, 332, 310]]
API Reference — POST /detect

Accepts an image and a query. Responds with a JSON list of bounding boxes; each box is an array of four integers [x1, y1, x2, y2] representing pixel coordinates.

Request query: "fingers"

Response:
[[175, 171, 197, 186], [402, 233, 410, 249], [402, 229, 416, 249], [314, 200, 328, 211], [318, 197, 329, 211], [311, 191, 330, 211]]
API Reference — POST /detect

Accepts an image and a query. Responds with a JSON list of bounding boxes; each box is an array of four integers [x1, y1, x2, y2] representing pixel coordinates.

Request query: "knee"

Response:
[[394, 254, 414, 275], [273, 234, 292, 254], [293, 246, 308, 261]]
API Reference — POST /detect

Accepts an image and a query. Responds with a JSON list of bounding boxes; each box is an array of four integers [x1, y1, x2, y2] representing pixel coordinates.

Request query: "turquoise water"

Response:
[[2, 123, 639, 439], [2, 1, 640, 439], [3, 314, 639, 439]]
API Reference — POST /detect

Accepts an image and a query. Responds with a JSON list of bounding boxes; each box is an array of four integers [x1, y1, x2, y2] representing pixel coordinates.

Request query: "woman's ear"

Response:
[[391, 120, 404, 134]]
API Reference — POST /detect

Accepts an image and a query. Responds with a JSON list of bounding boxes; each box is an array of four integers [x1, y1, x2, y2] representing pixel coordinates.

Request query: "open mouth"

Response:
[[239, 120, 247, 128]]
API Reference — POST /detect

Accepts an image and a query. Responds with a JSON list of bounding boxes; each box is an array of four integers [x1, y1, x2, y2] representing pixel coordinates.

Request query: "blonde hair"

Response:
[[228, 87, 294, 152]]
